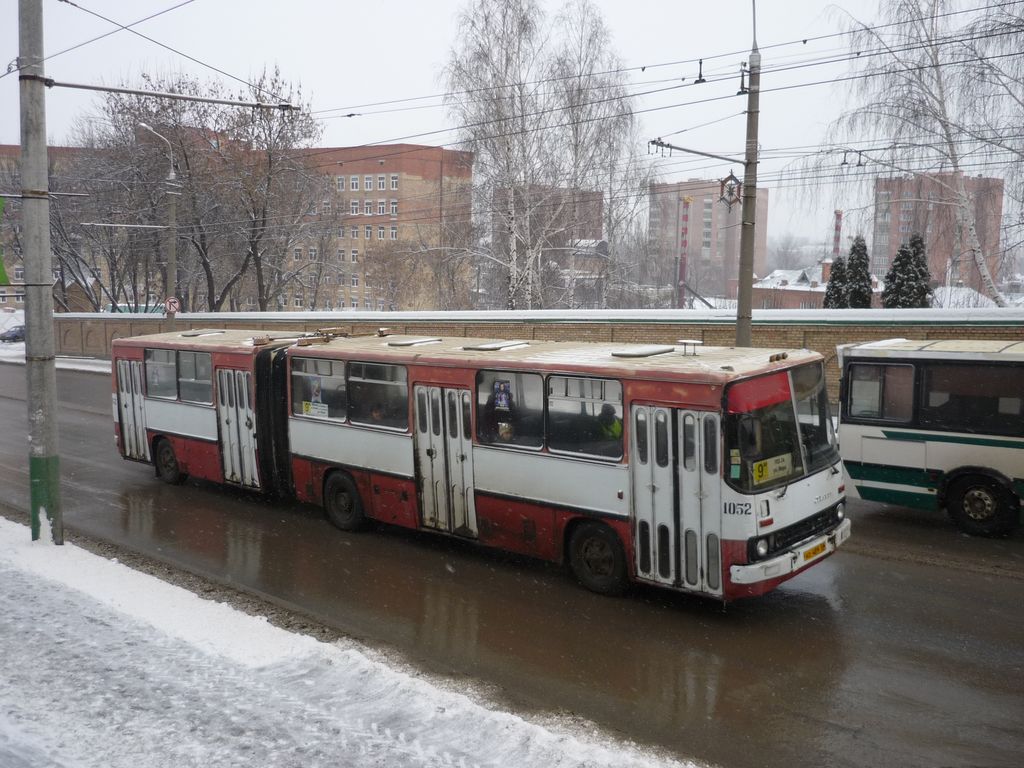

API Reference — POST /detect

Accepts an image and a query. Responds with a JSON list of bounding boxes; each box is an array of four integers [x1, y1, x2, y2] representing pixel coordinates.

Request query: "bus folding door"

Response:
[[678, 410, 722, 597], [631, 406, 723, 596], [216, 368, 260, 488], [116, 359, 149, 461], [631, 405, 677, 586], [414, 385, 477, 538]]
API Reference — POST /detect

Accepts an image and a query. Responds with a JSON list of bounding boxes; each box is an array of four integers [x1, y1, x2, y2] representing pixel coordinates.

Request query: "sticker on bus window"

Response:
[[730, 448, 741, 464], [303, 401, 328, 418], [751, 453, 793, 485], [730, 465, 741, 479]]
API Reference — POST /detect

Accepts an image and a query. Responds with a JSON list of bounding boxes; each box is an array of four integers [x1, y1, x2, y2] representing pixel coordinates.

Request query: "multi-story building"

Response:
[[871, 174, 1003, 293], [648, 178, 768, 304], [287, 144, 474, 311]]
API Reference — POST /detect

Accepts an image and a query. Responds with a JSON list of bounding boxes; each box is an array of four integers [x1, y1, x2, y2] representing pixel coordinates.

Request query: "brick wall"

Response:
[[56, 310, 1023, 404]]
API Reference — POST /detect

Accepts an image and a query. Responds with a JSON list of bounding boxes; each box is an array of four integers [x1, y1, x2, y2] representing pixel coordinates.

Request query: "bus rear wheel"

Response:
[[324, 472, 365, 532], [569, 522, 627, 596], [946, 476, 1018, 537], [154, 439, 184, 485]]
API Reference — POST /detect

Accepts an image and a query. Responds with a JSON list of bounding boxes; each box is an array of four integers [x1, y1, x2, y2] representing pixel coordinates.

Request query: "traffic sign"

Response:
[[165, 296, 181, 314]]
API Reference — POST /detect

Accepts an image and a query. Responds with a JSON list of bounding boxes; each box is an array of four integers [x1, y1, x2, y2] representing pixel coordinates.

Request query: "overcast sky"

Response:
[[0, 0, 880, 243]]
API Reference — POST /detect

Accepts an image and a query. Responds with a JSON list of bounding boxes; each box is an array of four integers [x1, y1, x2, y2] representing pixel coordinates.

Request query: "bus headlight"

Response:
[[755, 538, 769, 558], [835, 501, 845, 521]]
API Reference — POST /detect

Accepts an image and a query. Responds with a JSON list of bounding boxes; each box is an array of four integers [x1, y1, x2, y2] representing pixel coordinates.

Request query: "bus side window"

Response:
[[920, 363, 1021, 436], [178, 351, 212, 404], [848, 363, 913, 421], [475, 370, 543, 448], [349, 362, 407, 429], [144, 348, 177, 399]]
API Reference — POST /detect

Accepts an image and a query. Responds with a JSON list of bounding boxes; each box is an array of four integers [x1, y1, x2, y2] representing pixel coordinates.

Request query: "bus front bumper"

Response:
[[729, 518, 852, 585]]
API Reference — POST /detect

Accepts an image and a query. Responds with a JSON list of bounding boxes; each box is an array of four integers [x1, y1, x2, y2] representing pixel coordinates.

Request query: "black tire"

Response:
[[946, 475, 1019, 537], [568, 522, 628, 596], [324, 472, 365, 531], [154, 439, 183, 485]]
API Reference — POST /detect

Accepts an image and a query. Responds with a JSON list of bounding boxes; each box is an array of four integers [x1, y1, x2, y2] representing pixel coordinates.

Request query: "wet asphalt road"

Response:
[[1, 362, 1022, 768]]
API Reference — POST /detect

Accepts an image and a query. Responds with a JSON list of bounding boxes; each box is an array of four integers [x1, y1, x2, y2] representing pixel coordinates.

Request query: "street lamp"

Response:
[[138, 122, 179, 308]]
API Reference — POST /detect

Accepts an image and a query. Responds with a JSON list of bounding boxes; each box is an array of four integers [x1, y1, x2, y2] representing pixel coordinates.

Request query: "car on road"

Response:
[[0, 325, 25, 342]]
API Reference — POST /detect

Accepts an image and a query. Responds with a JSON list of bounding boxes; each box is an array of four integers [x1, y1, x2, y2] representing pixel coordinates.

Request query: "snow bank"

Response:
[[0, 519, 697, 768]]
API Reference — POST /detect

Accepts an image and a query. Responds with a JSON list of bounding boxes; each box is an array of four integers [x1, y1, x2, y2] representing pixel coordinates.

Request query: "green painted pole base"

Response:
[[30, 454, 63, 544]]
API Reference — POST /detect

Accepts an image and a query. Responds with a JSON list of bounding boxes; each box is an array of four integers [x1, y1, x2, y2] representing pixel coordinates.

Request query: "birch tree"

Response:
[[445, 0, 651, 309], [821, 0, 1013, 304]]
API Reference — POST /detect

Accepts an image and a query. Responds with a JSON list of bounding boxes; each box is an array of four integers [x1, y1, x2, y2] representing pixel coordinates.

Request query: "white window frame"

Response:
[[390, 174, 399, 190]]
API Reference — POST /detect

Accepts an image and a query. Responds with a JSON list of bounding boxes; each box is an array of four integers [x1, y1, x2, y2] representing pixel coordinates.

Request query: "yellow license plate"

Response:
[[803, 541, 827, 561]]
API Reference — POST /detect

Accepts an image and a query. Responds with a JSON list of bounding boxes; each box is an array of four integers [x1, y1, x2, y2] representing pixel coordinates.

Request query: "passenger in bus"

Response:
[[596, 403, 622, 439], [482, 382, 517, 442], [370, 402, 385, 423]]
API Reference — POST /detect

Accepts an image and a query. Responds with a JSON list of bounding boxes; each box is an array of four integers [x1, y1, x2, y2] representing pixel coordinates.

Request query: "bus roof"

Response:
[[111, 328, 301, 353], [838, 337, 1024, 362], [292, 333, 821, 383]]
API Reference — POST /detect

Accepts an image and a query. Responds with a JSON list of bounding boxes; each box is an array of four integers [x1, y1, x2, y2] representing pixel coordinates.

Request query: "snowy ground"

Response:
[[0, 519, 694, 768], [0, 317, 693, 767]]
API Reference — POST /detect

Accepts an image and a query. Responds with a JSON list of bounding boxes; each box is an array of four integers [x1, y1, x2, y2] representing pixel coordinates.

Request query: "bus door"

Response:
[[216, 369, 260, 488], [116, 359, 149, 461], [414, 386, 477, 538], [678, 410, 723, 597], [630, 405, 677, 586]]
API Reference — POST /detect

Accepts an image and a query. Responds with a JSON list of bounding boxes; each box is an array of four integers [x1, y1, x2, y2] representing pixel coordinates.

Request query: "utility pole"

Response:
[[736, 0, 761, 347], [139, 122, 179, 310], [19, 0, 63, 543]]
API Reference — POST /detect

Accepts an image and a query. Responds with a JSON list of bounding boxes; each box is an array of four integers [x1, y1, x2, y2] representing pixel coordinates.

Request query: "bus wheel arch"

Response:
[[944, 471, 1019, 537], [153, 437, 185, 485], [566, 519, 628, 596], [323, 470, 366, 532]]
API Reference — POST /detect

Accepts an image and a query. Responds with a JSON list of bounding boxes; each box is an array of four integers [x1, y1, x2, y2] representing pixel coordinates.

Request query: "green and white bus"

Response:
[[837, 338, 1024, 536]]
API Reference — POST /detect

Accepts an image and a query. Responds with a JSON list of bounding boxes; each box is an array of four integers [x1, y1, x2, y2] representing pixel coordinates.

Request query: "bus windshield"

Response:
[[723, 362, 838, 492]]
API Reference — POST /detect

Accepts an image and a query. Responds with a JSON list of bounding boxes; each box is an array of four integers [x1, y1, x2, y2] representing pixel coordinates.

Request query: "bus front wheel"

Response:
[[324, 472, 366, 532], [946, 476, 1018, 537], [569, 522, 627, 596], [154, 439, 184, 485]]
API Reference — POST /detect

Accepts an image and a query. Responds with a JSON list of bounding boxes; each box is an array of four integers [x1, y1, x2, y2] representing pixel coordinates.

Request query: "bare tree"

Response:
[[818, 0, 1013, 304], [445, 0, 650, 309], [14, 70, 323, 313], [767, 233, 808, 272]]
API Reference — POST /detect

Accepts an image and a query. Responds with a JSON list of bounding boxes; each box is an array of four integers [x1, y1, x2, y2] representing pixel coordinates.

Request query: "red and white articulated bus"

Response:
[[112, 328, 851, 601]]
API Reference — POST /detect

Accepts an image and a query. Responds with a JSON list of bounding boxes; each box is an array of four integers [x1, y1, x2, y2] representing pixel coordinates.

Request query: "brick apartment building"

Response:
[[871, 173, 1003, 293], [648, 178, 768, 305], [289, 145, 473, 311]]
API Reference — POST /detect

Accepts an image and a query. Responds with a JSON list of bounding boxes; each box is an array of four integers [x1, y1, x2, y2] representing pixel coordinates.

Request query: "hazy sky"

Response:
[[0, 0, 880, 242]]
